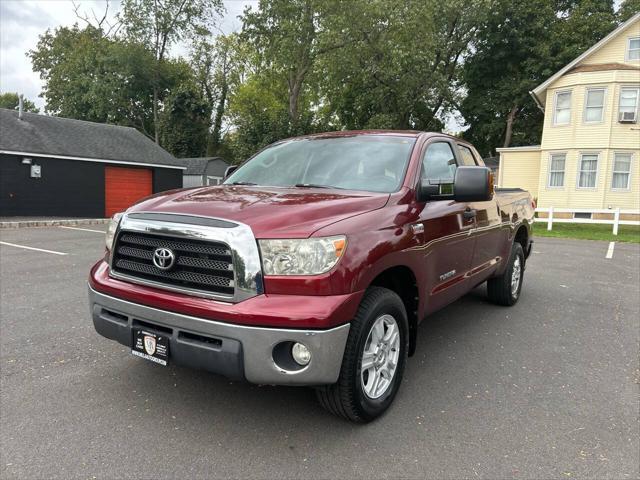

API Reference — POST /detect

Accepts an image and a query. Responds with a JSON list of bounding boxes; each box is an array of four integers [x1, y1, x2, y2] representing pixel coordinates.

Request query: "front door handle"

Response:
[[463, 208, 476, 221]]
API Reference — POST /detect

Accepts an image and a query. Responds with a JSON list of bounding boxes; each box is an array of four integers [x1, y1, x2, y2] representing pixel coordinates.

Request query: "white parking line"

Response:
[[0, 241, 68, 256], [605, 241, 615, 259], [59, 226, 105, 234]]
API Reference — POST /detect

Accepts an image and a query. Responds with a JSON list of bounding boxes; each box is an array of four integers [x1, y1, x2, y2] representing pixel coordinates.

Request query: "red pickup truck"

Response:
[[89, 131, 534, 422]]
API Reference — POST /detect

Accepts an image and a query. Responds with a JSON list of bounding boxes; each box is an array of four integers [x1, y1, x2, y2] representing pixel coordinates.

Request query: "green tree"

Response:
[[460, 0, 617, 156], [234, 0, 485, 152], [0, 93, 39, 113], [29, 25, 157, 134], [460, 1, 555, 155], [158, 82, 212, 157], [319, 0, 486, 131], [242, 0, 358, 134], [555, 0, 617, 62], [225, 74, 292, 162], [29, 24, 201, 145], [191, 33, 249, 155], [243, 0, 318, 133], [120, 0, 224, 143], [617, 0, 640, 21]]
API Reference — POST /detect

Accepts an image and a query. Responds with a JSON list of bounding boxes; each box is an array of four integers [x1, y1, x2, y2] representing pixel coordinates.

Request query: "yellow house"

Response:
[[497, 13, 640, 221]]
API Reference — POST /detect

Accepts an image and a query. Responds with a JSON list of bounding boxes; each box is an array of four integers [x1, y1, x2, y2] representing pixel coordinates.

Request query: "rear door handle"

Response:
[[463, 208, 476, 221]]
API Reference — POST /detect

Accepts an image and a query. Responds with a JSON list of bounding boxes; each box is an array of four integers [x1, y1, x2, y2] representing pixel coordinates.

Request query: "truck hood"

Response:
[[129, 185, 389, 238]]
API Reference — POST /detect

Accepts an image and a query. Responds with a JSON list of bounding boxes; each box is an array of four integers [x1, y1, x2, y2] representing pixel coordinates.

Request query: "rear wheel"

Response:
[[315, 287, 408, 423], [487, 242, 525, 306]]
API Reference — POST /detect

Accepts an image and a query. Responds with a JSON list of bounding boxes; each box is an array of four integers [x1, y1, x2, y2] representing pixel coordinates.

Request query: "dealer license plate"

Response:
[[131, 329, 169, 366]]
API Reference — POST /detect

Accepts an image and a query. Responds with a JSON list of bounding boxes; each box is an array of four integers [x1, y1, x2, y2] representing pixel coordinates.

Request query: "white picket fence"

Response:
[[535, 207, 640, 235]]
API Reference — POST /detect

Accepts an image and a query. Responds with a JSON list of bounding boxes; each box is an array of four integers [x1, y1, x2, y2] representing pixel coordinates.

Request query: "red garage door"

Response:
[[105, 166, 152, 217]]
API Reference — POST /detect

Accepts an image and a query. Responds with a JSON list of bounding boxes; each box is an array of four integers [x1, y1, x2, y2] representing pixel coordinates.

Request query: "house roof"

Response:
[[530, 13, 640, 109], [180, 157, 229, 175], [496, 145, 541, 153], [0, 108, 184, 169]]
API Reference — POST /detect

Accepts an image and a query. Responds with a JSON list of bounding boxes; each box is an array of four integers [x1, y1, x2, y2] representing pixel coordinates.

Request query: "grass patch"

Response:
[[534, 223, 640, 243]]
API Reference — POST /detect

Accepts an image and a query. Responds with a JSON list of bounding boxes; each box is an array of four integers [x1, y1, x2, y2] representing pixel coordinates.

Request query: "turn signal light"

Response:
[[333, 238, 346, 258]]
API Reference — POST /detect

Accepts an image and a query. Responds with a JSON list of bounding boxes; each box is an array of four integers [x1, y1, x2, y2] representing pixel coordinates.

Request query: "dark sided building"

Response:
[[0, 108, 184, 218], [181, 157, 230, 187]]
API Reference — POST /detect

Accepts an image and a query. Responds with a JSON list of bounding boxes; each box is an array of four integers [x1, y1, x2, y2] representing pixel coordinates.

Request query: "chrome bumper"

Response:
[[88, 286, 350, 385]]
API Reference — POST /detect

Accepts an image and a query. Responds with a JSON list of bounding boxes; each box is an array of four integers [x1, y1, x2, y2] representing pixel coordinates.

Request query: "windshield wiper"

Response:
[[293, 183, 333, 189], [229, 181, 258, 186]]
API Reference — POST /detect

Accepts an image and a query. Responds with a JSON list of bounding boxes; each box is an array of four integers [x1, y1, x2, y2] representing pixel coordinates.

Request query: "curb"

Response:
[[0, 218, 109, 229]]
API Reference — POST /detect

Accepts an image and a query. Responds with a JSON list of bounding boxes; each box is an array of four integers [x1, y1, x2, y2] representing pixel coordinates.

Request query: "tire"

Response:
[[487, 242, 525, 306], [315, 287, 409, 423]]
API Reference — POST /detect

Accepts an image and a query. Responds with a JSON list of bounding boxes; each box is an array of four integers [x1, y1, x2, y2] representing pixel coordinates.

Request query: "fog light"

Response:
[[291, 342, 311, 366]]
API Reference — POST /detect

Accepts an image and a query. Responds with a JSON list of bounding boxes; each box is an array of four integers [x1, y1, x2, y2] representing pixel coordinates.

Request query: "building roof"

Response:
[[482, 156, 500, 170], [0, 108, 184, 169], [496, 145, 541, 153], [180, 157, 229, 175], [531, 13, 640, 108]]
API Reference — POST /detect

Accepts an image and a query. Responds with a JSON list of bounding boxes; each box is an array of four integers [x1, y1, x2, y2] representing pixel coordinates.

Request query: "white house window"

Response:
[[548, 154, 566, 187], [612, 153, 632, 190], [578, 154, 599, 188], [584, 88, 605, 122], [619, 87, 639, 121], [207, 176, 223, 185], [554, 91, 572, 125], [627, 37, 640, 61]]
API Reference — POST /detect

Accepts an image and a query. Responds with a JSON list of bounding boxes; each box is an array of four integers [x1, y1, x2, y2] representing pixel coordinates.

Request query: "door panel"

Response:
[[415, 139, 476, 313], [455, 143, 504, 283], [468, 199, 505, 282], [105, 166, 152, 217], [415, 201, 476, 314]]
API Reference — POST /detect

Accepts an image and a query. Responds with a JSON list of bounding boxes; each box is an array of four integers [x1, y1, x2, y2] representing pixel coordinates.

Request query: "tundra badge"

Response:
[[439, 270, 456, 282]]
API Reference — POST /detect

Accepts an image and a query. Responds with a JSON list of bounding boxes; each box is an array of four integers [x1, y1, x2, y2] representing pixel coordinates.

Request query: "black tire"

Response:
[[487, 242, 525, 306], [315, 287, 409, 423]]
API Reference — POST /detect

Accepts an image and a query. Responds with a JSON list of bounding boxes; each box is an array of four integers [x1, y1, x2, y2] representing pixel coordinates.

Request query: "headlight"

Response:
[[105, 212, 123, 251], [258, 236, 346, 276]]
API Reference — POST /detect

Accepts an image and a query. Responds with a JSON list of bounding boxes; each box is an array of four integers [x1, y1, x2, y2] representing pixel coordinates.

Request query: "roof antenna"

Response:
[[18, 94, 24, 120]]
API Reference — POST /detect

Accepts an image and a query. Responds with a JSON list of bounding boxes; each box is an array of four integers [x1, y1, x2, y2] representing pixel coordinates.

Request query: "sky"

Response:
[[0, 0, 257, 110]]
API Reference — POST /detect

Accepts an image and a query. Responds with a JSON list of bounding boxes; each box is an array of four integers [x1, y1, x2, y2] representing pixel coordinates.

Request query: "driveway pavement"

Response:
[[1, 227, 638, 479]]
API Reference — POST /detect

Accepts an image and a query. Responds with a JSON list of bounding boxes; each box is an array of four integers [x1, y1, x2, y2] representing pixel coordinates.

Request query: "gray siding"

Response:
[[183, 175, 204, 187]]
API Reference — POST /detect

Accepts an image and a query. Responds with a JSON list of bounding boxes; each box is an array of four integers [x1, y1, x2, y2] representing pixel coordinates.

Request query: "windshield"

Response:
[[224, 135, 416, 193]]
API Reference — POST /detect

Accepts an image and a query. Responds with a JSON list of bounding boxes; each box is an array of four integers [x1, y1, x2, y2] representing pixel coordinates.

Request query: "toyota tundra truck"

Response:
[[89, 131, 534, 422]]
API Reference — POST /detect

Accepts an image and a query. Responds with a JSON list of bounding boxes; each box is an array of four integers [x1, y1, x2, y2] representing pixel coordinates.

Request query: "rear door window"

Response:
[[457, 145, 478, 166]]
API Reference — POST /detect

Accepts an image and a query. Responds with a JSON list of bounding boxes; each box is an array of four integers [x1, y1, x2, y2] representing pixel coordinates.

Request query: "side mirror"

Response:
[[418, 166, 493, 202], [453, 166, 493, 202], [417, 180, 454, 201], [224, 165, 238, 179]]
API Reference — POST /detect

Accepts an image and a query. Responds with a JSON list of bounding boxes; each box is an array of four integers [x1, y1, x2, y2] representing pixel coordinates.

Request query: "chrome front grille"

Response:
[[111, 231, 235, 297], [109, 212, 263, 303], [118, 233, 230, 256]]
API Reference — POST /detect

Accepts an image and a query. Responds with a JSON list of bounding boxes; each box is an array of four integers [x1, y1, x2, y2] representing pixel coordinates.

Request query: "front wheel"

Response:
[[315, 287, 408, 423], [487, 242, 525, 306]]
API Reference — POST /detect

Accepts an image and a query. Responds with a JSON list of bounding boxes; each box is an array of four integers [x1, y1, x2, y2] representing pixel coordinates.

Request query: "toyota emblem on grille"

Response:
[[152, 247, 175, 270]]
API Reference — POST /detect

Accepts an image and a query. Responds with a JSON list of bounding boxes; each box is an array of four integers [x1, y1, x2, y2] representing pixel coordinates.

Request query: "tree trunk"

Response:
[[208, 80, 228, 156], [153, 86, 159, 144], [288, 76, 303, 132], [503, 105, 518, 148]]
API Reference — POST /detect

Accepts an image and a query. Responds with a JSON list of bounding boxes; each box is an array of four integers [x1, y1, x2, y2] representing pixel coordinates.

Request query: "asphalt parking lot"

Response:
[[1, 226, 638, 479]]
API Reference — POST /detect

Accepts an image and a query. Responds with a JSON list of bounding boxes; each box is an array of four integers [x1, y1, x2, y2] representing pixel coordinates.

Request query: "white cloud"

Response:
[[0, 0, 256, 111]]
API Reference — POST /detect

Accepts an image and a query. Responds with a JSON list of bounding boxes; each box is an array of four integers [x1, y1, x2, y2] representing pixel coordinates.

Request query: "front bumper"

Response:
[[89, 286, 350, 385]]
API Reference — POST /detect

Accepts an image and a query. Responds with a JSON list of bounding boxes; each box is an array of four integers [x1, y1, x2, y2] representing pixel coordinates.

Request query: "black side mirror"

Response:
[[453, 166, 493, 202], [418, 166, 493, 202], [224, 165, 238, 179], [417, 180, 454, 201]]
